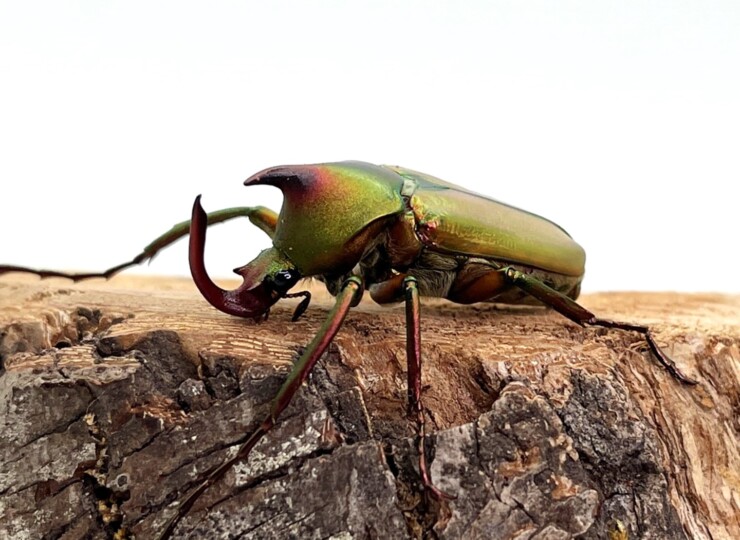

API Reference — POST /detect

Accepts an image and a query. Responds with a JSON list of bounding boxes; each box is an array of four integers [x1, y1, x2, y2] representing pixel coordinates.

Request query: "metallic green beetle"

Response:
[[0, 161, 695, 538]]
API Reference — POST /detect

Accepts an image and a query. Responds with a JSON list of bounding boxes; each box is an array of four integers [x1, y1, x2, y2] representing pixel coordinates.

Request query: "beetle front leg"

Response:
[[0, 206, 278, 281], [500, 267, 698, 385], [157, 276, 363, 540]]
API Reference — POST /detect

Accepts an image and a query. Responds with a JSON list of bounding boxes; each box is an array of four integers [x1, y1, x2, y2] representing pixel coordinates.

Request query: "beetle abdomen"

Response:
[[446, 260, 582, 304], [365, 240, 581, 307]]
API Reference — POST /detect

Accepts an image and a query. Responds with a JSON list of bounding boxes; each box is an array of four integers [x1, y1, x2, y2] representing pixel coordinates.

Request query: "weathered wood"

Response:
[[0, 275, 738, 539]]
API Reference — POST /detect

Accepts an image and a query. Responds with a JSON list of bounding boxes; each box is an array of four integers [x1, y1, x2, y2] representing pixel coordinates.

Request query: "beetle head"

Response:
[[189, 196, 309, 320]]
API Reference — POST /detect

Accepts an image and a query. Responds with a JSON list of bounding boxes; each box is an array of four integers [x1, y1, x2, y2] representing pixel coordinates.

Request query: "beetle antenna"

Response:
[[285, 290, 311, 321]]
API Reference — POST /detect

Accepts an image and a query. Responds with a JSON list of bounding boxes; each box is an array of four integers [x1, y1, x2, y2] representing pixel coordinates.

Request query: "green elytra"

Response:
[[0, 161, 695, 539]]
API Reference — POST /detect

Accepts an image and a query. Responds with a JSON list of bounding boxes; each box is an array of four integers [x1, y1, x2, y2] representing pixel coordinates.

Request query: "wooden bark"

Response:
[[0, 275, 738, 540]]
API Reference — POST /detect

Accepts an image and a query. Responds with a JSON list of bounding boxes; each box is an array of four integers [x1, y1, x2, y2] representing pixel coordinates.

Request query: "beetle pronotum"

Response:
[[0, 161, 696, 538]]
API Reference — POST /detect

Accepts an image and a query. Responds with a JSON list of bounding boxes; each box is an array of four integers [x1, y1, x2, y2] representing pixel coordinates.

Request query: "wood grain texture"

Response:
[[1, 275, 738, 539]]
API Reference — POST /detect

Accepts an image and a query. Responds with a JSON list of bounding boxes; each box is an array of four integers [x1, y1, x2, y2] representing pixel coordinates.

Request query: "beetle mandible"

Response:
[[0, 160, 696, 538]]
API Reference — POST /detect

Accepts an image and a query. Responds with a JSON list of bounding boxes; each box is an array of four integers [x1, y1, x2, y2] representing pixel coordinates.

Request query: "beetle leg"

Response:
[[0, 206, 278, 281], [404, 276, 454, 501], [157, 277, 363, 540], [499, 266, 698, 385], [283, 290, 312, 321]]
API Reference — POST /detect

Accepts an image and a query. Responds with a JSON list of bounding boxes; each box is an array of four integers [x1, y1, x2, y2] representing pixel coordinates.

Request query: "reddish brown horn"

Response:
[[189, 196, 274, 318]]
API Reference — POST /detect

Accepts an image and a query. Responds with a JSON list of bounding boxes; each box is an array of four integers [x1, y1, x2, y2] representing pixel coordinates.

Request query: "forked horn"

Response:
[[189, 196, 274, 318]]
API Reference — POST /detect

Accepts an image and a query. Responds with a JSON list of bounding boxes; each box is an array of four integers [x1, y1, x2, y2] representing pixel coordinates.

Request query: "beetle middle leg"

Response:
[[499, 266, 698, 385], [0, 205, 278, 281], [370, 274, 453, 500], [403, 276, 454, 501]]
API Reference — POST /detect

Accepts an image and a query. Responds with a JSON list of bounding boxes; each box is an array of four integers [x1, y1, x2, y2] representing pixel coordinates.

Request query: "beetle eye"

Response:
[[272, 269, 300, 292]]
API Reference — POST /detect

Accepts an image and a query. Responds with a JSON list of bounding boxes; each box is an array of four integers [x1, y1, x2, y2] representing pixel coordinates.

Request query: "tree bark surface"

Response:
[[0, 275, 738, 540]]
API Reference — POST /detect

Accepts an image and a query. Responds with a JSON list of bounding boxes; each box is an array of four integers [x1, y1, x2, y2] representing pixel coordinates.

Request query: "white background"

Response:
[[1, 1, 738, 293]]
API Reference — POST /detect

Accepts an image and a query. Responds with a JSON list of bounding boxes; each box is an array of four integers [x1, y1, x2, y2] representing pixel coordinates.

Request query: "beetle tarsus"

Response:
[[585, 317, 699, 385], [500, 266, 698, 385], [284, 290, 312, 321], [0, 260, 142, 282]]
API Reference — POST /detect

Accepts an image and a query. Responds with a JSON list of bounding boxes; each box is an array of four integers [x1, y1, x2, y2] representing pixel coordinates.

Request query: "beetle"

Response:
[[0, 161, 696, 538]]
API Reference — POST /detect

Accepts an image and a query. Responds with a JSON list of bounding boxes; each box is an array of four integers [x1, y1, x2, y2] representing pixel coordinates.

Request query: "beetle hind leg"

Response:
[[499, 266, 698, 385]]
